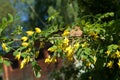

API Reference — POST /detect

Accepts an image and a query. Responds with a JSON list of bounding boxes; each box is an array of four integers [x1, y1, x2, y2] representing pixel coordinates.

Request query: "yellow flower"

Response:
[[118, 60, 120, 68], [45, 56, 51, 64], [25, 48, 31, 53], [35, 27, 41, 33], [63, 37, 69, 46], [65, 45, 74, 61], [86, 62, 91, 67], [35, 51, 39, 58], [45, 56, 57, 64], [67, 57, 73, 61], [93, 56, 97, 64], [1, 43, 8, 51], [107, 61, 113, 68], [51, 56, 57, 63], [26, 31, 34, 36], [65, 45, 72, 52], [81, 42, 87, 48], [48, 46, 57, 52], [62, 30, 69, 36], [22, 42, 29, 47], [115, 50, 120, 58], [20, 58, 27, 69], [15, 52, 21, 60], [26, 56, 30, 63], [105, 51, 111, 56], [89, 32, 99, 40], [66, 49, 73, 57], [21, 36, 28, 42], [74, 42, 79, 49]]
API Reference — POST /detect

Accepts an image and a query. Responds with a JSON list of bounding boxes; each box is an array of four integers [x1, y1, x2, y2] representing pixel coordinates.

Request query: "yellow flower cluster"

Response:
[[20, 56, 30, 69], [26, 27, 41, 36], [48, 46, 57, 52], [105, 50, 120, 58], [107, 60, 113, 68], [64, 42, 79, 61], [63, 37, 69, 46], [35, 51, 39, 58], [26, 31, 34, 36], [45, 56, 57, 64], [22, 42, 29, 47], [2, 43, 8, 51], [35, 27, 41, 33], [62, 30, 69, 36], [115, 50, 120, 58], [21, 36, 28, 42], [15, 52, 21, 60], [86, 62, 91, 67], [21, 27, 41, 47], [20, 27, 41, 69], [89, 32, 99, 40], [105, 50, 111, 56], [81, 42, 88, 48], [65, 45, 74, 61]]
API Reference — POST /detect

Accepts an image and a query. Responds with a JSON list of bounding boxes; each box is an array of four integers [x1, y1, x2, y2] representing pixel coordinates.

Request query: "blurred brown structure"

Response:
[[2, 47, 62, 80]]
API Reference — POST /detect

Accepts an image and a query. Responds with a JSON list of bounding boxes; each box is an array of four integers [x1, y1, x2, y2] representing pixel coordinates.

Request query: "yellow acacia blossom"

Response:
[[25, 48, 31, 53], [45, 56, 51, 64], [62, 30, 69, 36], [86, 62, 91, 67], [48, 46, 57, 52], [50, 56, 57, 63], [74, 42, 79, 49], [26, 56, 30, 63], [35, 51, 39, 58], [45, 56, 57, 64], [63, 37, 69, 46], [15, 52, 21, 60], [105, 50, 111, 56], [65, 45, 74, 61], [26, 31, 34, 36], [35, 27, 41, 33], [117, 60, 120, 68], [2, 43, 8, 51], [65, 45, 73, 54], [22, 42, 29, 47], [20, 58, 27, 69], [93, 56, 97, 64], [115, 50, 120, 58], [67, 57, 74, 61], [89, 32, 99, 40], [81, 42, 87, 48], [107, 61, 113, 68], [21, 36, 28, 42]]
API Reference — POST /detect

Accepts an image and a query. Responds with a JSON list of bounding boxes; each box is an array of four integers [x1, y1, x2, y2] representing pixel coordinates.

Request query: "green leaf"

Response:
[[13, 47, 26, 56], [32, 62, 41, 78], [0, 57, 3, 63], [2, 17, 7, 24], [84, 48, 91, 55], [8, 13, 13, 23], [34, 70, 41, 78], [3, 60, 11, 66], [108, 44, 118, 51]]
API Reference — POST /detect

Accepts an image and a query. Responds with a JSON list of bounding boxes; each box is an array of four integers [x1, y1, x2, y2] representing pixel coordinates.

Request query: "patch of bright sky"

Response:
[[10, 0, 29, 22]]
